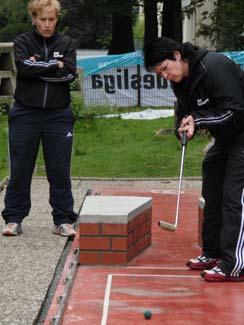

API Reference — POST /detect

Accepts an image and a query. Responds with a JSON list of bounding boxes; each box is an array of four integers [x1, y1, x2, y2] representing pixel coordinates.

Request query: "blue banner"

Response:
[[77, 50, 244, 76], [224, 51, 244, 65], [77, 51, 144, 76]]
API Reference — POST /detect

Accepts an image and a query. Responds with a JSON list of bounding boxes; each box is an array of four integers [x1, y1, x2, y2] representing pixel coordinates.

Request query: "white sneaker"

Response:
[[186, 255, 221, 270], [2, 223, 22, 236], [52, 223, 76, 238]]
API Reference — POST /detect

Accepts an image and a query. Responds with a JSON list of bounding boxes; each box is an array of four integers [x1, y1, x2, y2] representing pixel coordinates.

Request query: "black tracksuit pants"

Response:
[[202, 133, 244, 276], [2, 102, 77, 226]]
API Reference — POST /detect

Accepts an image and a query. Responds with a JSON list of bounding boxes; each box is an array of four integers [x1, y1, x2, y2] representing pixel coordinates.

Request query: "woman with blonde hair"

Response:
[[2, 0, 77, 237]]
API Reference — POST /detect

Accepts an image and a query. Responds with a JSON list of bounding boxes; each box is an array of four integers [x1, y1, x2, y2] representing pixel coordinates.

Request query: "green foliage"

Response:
[[133, 15, 144, 39], [186, 0, 244, 50], [0, 108, 209, 180], [0, 97, 12, 115], [60, 0, 112, 49], [70, 73, 82, 92], [96, 32, 112, 49], [0, 23, 31, 42], [71, 92, 86, 119], [71, 117, 208, 177], [7, 0, 29, 24], [0, 0, 30, 40]]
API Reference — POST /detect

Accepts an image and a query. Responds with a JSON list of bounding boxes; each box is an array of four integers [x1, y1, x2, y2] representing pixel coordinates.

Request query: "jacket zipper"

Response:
[[43, 39, 48, 108]]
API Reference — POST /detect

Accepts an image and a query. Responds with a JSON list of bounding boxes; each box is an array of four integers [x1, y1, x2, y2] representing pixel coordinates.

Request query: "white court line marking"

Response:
[[101, 274, 112, 325], [110, 274, 200, 278], [100, 273, 199, 325], [126, 266, 189, 270]]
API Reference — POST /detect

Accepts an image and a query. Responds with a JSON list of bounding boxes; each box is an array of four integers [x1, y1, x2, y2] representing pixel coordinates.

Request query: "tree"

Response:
[[60, 0, 112, 49], [161, 0, 182, 43], [0, 0, 30, 41], [108, 0, 135, 54], [185, 0, 244, 51], [143, 0, 158, 45], [143, 0, 183, 45]]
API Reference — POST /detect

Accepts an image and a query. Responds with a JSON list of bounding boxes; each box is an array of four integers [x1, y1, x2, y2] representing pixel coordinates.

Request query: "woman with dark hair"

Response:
[[144, 37, 244, 282]]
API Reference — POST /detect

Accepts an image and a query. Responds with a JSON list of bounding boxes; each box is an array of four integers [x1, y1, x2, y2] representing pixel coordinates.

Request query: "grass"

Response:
[[71, 117, 209, 177], [0, 114, 211, 181]]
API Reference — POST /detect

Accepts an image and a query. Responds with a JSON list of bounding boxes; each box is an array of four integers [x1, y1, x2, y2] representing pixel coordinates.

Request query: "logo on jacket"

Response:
[[197, 98, 209, 106], [53, 52, 64, 58], [66, 131, 73, 137]]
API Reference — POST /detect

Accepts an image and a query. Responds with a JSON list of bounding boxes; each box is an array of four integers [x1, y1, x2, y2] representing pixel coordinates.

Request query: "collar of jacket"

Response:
[[188, 60, 207, 98], [32, 27, 58, 43], [173, 56, 207, 100]]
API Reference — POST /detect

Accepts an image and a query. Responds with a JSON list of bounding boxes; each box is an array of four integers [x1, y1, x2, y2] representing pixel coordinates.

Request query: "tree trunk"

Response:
[[108, 1, 135, 54], [161, 0, 182, 43], [144, 0, 158, 46]]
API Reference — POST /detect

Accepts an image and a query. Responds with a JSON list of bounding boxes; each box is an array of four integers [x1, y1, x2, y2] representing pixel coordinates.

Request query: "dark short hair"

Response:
[[143, 37, 182, 71]]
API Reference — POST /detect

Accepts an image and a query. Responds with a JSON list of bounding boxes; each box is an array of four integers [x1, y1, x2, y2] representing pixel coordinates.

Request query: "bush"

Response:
[[0, 23, 31, 42], [70, 73, 82, 91], [71, 92, 85, 119], [0, 96, 12, 115]]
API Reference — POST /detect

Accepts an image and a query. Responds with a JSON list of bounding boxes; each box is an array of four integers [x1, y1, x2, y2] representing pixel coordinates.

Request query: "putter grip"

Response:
[[181, 131, 187, 146]]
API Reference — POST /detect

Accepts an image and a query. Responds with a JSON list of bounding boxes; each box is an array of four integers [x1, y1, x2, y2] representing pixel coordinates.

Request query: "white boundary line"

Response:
[[109, 274, 199, 278], [100, 272, 199, 325], [101, 274, 112, 325], [126, 266, 189, 270]]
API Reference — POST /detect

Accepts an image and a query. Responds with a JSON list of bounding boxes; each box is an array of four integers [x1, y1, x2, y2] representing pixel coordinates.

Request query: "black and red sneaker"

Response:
[[201, 266, 244, 282], [186, 255, 221, 270]]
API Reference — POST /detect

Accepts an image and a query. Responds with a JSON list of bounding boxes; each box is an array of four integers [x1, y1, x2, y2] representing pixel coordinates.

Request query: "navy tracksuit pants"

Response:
[[202, 133, 244, 276], [2, 102, 77, 226]]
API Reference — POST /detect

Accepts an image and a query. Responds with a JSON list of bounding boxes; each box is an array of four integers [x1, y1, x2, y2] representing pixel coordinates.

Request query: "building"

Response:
[[182, 0, 215, 49], [138, 1, 215, 49]]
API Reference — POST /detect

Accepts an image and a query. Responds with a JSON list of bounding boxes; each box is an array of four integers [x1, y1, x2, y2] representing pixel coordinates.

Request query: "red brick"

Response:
[[100, 252, 127, 265], [129, 213, 145, 231], [136, 235, 147, 249], [128, 215, 141, 232], [79, 251, 100, 265], [128, 211, 148, 231], [79, 223, 100, 236], [78, 206, 152, 265], [128, 218, 137, 232], [145, 219, 152, 233], [79, 237, 110, 250], [111, 237, 128, 251], [127, 245, 136, 260], [127, 232, 133, 247], [132, 236, 147, 258], [128, 236, 149, 261], [145, 208, 152, 220], [133, 223, 146, 242], [146, 233, 152, 246], [101, 224, 127, 236]]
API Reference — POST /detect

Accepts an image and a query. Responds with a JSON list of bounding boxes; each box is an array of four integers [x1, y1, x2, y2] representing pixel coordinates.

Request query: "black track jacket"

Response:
[[173, 44, 244, 144], [14, 28, 76, 109]]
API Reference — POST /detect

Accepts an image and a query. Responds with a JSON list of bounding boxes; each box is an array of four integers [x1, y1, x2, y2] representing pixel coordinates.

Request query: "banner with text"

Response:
[[77, 50, 244, 107], [78, 51, 175, 107]]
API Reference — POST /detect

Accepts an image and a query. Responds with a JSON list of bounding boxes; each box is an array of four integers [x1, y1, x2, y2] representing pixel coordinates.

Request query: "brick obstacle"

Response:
[[78, 196, 152, 265]]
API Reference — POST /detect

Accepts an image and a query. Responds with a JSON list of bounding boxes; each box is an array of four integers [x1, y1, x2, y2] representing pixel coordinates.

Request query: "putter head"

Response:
[[158, 220, 177, 232]]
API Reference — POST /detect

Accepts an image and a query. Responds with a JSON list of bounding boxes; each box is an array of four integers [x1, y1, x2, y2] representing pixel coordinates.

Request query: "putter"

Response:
[[158, 131, 187, 231]]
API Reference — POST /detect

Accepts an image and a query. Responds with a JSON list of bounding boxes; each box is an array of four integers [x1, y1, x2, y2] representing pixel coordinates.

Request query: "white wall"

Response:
[[182, 0, 216, 49]]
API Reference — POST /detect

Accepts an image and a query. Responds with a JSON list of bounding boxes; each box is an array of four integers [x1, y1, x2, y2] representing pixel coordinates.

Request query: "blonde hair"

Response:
[[28, 0, 61, 17]]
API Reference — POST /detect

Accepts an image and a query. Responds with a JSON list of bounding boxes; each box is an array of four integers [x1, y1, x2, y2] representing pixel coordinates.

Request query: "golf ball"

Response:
[[144, 310, 152, 319]]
